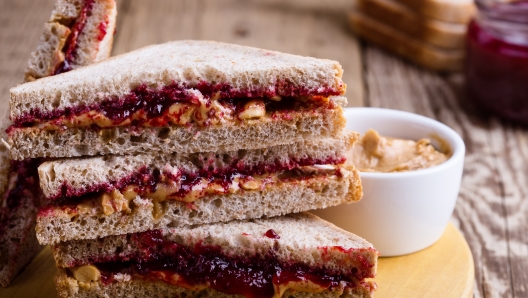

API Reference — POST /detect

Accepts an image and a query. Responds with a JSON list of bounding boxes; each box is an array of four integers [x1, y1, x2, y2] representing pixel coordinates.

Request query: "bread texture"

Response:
[[53, 213, 377, 297], [357, 0, 466, 49], [12, 40, 345, 120], [8, 104, 346, 160], [36, 167, 362, 245], [24, 0, 117, 82], [349, 11, 464, 72], [393, 0, 475, 23], [38, 132, 357, 199], [55, 272, 376, 298]]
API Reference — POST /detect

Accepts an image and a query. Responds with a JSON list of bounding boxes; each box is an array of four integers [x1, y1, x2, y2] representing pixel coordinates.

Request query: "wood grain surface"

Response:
[[0, 0, 524, 297]]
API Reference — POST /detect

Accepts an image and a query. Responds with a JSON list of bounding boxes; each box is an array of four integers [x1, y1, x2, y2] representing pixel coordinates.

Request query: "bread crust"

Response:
[[36, 167, 362, 245], [9, 105, 346, 160]]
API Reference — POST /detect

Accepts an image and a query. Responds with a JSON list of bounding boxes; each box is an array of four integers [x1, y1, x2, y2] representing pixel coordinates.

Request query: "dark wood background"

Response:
[[1, 0, 526, 297]]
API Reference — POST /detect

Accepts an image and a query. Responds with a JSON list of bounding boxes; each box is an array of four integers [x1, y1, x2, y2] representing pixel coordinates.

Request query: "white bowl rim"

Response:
[[344, 107, 465, 179]]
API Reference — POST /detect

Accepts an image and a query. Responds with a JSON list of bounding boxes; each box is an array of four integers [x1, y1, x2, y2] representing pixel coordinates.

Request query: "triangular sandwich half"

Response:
[[36, 133, 362, 245], [9, 40, 347, 160], [52, 213, 378, 298]]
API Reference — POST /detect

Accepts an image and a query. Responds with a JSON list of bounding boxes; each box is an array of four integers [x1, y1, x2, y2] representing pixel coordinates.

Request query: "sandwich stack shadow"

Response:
[[350, 0, 475, 72], [7, 40, 379, 297]]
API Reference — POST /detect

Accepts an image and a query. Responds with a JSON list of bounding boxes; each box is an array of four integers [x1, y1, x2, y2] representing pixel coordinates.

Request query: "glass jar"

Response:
[[466, 0, 528, 124]]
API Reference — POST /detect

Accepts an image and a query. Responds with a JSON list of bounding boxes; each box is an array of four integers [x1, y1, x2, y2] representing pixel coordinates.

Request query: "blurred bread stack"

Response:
[[350, 0, 475, 71]]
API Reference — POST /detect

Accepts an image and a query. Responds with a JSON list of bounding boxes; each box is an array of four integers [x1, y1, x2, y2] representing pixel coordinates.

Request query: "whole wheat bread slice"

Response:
[[357, 0, 467, 49], [53, 212, 378, 297], [393, 0, 475, 23], [24, 0, 117, 82], [8, 103, 346, 160], [36, 166, 362, 245], [349, 11, 464, 72]]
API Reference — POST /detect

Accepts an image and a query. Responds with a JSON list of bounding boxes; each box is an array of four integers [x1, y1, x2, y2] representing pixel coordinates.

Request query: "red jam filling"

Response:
[[54, 0, 96, 75], [76, 230, 372, 298], [0, 159, 43, 237], [10, 82, 340, 130], [44, 156, 346, 202]]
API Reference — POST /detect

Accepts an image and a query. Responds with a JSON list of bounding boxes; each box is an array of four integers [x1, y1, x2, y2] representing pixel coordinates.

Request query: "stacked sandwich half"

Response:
[[8, 40, 378, 297]]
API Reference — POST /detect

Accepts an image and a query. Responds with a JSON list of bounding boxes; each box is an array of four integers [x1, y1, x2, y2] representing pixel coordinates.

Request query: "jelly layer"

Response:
[[66, 230, 376, 298]]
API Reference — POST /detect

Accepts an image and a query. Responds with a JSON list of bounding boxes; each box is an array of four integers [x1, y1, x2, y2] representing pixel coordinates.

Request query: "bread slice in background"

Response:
[[25, 0, 117, 82], [0, 117, 43, 287], [349, 11, 464, 72], [357, 0, 467, 49], [393, 0, 475, 23], [52, 213, 378, 297]]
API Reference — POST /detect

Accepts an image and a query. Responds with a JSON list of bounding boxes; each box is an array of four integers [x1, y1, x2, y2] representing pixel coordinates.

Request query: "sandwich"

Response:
[[24, 0, 117, 82], [0, 118, 43, 287], [8, 40, 347, 161], [1, 0, 117, 286], [356, 0, 467, 50], [35, 133, 362, 245], [349, 11, 464, 72], [51, 212, 379, 298], [392, 0, 475, 24]]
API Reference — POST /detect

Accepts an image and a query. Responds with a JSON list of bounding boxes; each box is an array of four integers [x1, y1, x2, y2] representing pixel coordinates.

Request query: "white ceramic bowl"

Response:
[[311, 107, 465, 257]]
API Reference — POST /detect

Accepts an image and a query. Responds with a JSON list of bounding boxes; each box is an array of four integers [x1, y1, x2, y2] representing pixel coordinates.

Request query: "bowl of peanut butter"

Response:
[[311, 107, 465, 256]]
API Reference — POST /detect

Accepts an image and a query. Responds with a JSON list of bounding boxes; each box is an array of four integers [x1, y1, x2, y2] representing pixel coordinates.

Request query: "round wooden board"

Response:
[[1, 223, 473, 298], [376, 223, 474, 298]]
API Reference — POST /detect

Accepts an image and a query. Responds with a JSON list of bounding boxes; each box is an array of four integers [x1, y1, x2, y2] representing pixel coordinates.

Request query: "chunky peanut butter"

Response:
[[349, 129, 448, 173]]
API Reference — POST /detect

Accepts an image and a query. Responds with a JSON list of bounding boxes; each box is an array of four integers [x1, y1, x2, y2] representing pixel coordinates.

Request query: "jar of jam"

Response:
[[466, 0, 528, 124]]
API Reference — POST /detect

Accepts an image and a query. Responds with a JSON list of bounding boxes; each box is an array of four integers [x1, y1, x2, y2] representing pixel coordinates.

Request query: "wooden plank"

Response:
[[112, 0, 364, 106], [486, 120, 528, 298], [362, 45, 516, 297]]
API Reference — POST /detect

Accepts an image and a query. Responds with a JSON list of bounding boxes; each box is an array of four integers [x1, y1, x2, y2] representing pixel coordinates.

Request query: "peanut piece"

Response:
[[100, 193, 115, 216], [167, 103, 195, 125], [241, 179, 260, 190], [122, 186, 138, 201], [238, 100, 266, 120], [71, 265, 101, 283]]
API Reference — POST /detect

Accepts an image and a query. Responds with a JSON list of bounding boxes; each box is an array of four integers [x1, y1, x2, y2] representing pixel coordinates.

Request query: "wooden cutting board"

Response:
[[0, 223, 473, 298]]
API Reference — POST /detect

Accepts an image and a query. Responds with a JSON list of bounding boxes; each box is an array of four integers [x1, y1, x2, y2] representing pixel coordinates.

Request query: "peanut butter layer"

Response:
[[349, 129, 448, 173]]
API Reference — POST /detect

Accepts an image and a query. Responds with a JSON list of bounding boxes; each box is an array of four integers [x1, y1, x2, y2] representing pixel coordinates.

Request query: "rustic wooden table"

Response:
[[0, 1, 525, 297]]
